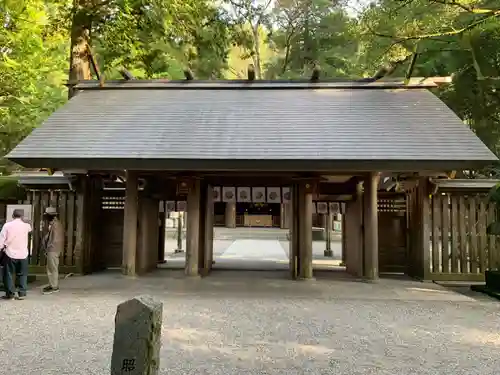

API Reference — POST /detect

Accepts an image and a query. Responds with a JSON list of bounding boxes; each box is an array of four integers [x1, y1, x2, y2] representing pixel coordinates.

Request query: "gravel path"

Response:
[[1, 272, 499, 375]]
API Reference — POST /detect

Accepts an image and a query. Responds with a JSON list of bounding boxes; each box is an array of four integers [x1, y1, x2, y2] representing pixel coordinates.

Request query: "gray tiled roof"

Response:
[[7, 87, 497, 164]]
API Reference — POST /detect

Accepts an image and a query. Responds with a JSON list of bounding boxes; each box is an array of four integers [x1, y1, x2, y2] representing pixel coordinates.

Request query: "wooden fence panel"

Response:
[[428, 192, 500, 281], [440, 195, 450, 273], [458, 196, 467, 273], [450, 195, 459, 273], [479, 201, 487, 272], [26, 190, 80, 273], [469, 197, 478, 274], [431, 194, 441, 273]]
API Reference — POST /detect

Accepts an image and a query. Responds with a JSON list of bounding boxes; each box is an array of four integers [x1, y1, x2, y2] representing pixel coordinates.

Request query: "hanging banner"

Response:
[[267, 187, 281, 203], [237, 187, 251, 202], [176, 201, 187, 212], [316, 202, 328, 214], [166, 201, 176, 212], [222, 187, 236, 202], [329, 202, 340, 214], [341, 202, 346, 215], [212, 186, 221, 202], [282, 187, 291, 203], [252, 187, 266, 203]]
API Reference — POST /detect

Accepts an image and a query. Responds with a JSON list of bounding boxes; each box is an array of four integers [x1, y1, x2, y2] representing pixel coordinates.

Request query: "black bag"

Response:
[[0, 249, 6, 267]]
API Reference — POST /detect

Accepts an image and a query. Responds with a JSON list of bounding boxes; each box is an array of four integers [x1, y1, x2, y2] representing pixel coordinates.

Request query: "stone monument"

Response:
[[110, 295, 163, 375]]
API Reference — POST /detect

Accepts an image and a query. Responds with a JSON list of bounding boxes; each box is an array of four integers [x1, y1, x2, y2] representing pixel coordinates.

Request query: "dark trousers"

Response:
[[2, 256, 28, 297]]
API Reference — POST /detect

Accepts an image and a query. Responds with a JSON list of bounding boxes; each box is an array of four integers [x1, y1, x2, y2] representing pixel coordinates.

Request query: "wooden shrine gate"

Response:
[[99, 192, 125, 268], [377, 194, 408, 273]]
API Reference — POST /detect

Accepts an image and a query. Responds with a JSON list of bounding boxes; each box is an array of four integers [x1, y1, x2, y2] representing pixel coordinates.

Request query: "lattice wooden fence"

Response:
[[428, 193, 500, 281]]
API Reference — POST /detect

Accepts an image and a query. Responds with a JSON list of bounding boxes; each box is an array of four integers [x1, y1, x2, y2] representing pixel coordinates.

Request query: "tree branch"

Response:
[[369, 10, 500, 42], [428, 0, 499, 14]]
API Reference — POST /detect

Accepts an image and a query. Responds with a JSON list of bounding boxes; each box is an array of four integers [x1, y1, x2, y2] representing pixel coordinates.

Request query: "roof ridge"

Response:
[[71, 79, 439, 90]]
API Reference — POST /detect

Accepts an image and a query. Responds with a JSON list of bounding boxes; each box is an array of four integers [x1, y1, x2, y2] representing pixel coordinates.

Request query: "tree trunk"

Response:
[[252, 26, 262, 79], [68, 1, 93, 99], [302, 0, 313, 70], [281, 32, 293, 75]]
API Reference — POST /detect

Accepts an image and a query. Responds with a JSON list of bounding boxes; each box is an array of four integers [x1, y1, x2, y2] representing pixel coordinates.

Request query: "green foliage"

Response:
[[0, 0, 68, 175], [92, 0, 235, 79], [266, 0, 359, 78], [0, 176, 24, 200], [1, 0, 499, 180], [356, 0, 500, 173]]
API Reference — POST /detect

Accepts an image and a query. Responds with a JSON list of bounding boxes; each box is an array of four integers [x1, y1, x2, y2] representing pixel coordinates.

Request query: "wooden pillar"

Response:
[[158, 201, 166, 264], [341, 212, 346, 266], [202, 183, 214, 275], [74, 176, 89, 274], [324, 213, 333, 257], [280, 203, 291, 229], [198, 184, 207, 273], [345, 199, 360, 276], [186, 179, 201, 277], [225, 202, 236, 228], [298, 182, 314, 280], [320, 214, 327, 239], [137, 195, 160, 274], [419, 178, 431, 280], [89, 179, 104, 273], [122, 171, 139, 276], [289, 185, 299, 279], [363, 173, 380, 280]]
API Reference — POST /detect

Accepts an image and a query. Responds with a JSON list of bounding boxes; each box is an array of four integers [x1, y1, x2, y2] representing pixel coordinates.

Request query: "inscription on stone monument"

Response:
[[110, 295, 163, 375]]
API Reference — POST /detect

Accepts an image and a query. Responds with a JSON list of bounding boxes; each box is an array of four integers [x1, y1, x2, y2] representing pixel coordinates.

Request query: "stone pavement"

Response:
[[164, 238, 342, 270], [164, 227, 342, 270], [219, 239, 288, 261], [1, 270, 499, 375]]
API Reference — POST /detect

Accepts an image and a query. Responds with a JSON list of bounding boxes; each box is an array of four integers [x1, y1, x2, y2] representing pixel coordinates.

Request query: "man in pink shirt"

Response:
[[0, 209, 32, 300]]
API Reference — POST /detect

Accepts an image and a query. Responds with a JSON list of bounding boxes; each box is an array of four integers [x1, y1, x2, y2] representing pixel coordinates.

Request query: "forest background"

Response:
[[0, 0, 499, 176]]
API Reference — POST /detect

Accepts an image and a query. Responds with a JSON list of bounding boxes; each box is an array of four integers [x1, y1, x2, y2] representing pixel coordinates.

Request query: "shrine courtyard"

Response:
[[1, 271, 499, 375]]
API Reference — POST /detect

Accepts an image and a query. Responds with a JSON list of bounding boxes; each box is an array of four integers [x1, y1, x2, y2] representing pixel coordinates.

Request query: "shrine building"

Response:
[[6, 78, 497, 281]]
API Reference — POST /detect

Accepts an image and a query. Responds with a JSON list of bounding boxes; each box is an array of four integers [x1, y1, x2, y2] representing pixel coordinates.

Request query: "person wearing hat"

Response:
[[0, 209, 32, 300], [41, 207, 64, 294]]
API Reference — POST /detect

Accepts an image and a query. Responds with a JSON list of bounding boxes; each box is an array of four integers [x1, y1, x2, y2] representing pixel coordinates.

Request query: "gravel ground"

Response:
[[1, 272, 500, 375]]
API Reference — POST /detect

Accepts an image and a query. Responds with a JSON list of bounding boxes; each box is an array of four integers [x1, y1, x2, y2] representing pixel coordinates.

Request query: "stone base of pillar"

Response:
[[324, 249, 333, 257]]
